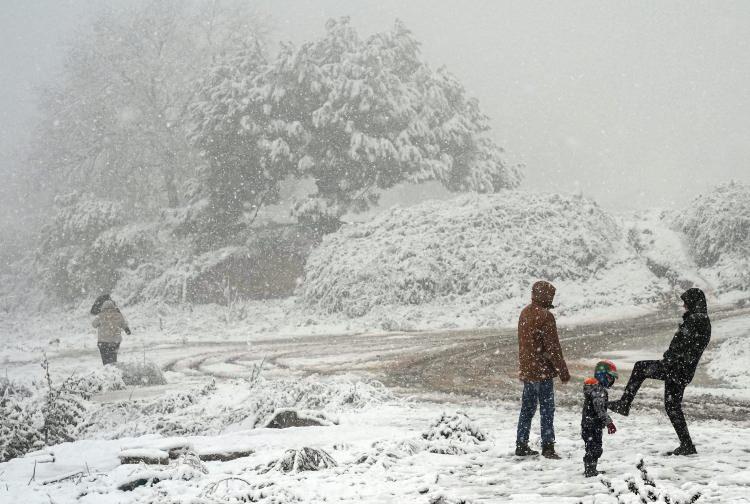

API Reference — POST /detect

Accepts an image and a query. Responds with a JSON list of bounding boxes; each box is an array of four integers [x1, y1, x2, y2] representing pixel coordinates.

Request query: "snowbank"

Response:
[[672, 182, 750, 295], [300, 192, 666, 327], [706, 316, 750, 389]]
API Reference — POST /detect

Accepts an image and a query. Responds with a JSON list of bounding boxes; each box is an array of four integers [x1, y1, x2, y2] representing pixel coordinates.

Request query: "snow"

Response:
[[672, 182, 750, 295], [117, 448, 170, 462], [706, 315, 750, 390], [2, 388, 748, 503], [300, 192, 668, 328], [2, 187, 750, 502]]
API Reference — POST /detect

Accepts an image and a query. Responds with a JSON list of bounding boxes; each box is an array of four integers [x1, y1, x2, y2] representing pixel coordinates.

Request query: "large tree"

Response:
[[31, 0, 268, 215], [189, 17, 521, 235]]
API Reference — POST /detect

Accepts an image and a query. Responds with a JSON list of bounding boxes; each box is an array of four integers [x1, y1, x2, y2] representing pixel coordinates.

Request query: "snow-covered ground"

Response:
[[3, 307, 750, 503], [2, 377, 749, 503], [3, 187, 750, 502]]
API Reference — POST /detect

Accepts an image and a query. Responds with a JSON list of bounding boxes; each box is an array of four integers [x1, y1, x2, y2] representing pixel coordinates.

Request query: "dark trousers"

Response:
[[620, 360, 692, 446], [582, 423, 603, 467], [98, 342, 120, 365], [516, 379, 555, 445]]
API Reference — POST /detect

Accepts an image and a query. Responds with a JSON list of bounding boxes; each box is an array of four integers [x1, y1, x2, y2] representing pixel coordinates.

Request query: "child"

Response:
[[581, 360, 618, 477]]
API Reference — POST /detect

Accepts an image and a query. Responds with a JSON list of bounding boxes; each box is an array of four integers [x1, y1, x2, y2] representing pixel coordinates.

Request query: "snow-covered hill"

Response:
[[672, 182, 750, 297], [299, 192, 668, 329]]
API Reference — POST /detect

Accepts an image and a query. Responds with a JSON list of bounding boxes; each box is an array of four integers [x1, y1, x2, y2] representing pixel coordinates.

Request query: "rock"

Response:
[[118, 448, 170, 465], [264, 408, 334, 429], [198, 448, 255, 462]]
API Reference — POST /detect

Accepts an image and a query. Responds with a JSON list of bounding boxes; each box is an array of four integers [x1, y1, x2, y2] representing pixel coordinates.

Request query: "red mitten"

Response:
[[607, 422, 617, 435]]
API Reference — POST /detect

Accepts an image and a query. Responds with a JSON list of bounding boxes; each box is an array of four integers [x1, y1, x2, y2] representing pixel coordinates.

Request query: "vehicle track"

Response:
[[154, 305, 750, 422]]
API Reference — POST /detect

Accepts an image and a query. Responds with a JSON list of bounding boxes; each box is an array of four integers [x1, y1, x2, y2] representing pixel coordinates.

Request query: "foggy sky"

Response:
[[2, 0, 749, 215]]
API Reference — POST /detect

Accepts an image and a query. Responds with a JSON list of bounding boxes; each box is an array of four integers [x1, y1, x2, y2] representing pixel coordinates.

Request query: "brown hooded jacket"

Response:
[[517, 281, 570, 383]]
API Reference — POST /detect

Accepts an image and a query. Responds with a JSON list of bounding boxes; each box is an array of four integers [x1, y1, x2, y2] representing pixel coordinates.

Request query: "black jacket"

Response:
[[581, 379, 612, 432], [662, 288, 711, 384]]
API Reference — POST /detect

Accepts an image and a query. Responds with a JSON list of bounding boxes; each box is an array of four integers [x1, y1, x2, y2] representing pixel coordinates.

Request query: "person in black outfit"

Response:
[[608, 288, 711, 455]]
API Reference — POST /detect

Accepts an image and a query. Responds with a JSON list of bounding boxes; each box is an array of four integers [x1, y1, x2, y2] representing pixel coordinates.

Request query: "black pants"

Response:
[[582, 423, 603, 467], [620, 360, 692, 446], [98, 342, 120, 365]]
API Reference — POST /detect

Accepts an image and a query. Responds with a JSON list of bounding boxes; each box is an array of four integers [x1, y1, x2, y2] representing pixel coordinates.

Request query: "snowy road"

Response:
[[70, 304, 750, 423]]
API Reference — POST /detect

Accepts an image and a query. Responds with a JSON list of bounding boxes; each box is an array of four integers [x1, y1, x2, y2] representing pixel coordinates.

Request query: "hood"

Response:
[[101, 300, 117, 312], [531, 280, 556, 309], [681, 288, 707, 314]]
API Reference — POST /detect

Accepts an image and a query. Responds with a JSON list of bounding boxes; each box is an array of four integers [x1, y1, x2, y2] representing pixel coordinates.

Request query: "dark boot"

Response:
[[607, 399, 631, 417], [515, 442, 539, 456], [584, 461, 601, 477], [666, 443, 697, 456], [541, 442, 561, 460]]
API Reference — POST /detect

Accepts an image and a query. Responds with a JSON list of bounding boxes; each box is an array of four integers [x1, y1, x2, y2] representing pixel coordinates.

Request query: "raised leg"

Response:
[[610, 360, 665, 415]]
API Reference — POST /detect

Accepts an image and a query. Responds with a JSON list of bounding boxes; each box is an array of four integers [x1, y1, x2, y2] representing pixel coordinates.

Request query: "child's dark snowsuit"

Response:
[[581, 378, 612, 475]]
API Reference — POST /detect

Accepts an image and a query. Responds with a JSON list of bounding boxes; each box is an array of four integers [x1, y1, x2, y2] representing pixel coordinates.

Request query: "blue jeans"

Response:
[[516, 379, 555, 445]]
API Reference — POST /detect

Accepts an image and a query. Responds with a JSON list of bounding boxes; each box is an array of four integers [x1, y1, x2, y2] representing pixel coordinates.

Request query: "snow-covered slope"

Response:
[[300, 192, 667, 328], [672, 182, 750, 298]]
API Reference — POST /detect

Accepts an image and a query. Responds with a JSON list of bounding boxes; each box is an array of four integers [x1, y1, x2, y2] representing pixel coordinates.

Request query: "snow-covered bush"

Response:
[[0, 378, 39, 462], [262, 447, 337, 473], [672, 182, 750, 292], [71, 365, 126, 396], [0, 362, 92, 462], [200, 479, 301, 503], [422, 411, 487, 454], [422, 411, 487, 445], [301, 192, 620, 317], [116, 360, 167, 387], [79, 377, 388, 440]]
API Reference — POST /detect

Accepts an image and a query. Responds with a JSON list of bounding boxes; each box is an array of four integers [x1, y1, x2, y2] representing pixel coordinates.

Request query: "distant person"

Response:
[[581, 360, 618, 477], [515, 280, 570, 459], [92, 299, 131, 365], [608, 288, 711, 455]]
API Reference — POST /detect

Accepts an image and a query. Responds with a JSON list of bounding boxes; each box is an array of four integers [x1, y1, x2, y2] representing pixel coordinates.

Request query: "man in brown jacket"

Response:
[[515, 280, 570, 459]]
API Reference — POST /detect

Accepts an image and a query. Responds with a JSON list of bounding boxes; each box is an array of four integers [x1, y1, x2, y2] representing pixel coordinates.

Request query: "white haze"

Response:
[[1, 0, 749, 220]]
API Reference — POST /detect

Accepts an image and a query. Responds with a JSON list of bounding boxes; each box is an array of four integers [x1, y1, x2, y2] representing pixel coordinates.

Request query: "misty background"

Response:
[[1, 0, 749, 252]]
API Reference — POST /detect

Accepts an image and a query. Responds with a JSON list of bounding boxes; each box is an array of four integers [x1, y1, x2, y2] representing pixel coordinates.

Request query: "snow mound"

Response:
[[672, 182, 750, 293], [73, 365, 126, 395], [301, 192, 621, 318], [201, 479, 300, 503], [262, 447, 337, 473], [422, 411, 487, 454], [707, 318, 750, 389], [115, 360, 167, 387], [264, 408, 337, 429], [80, 377, 388, 439]]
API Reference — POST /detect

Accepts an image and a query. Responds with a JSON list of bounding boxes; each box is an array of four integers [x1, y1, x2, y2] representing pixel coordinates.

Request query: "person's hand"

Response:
[[607, 422, 617, 435], [560, 370, 571, 384], [125, 328, 132, 335]]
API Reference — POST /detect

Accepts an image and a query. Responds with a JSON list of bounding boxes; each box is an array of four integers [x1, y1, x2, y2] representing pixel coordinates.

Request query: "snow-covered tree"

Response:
[[186, 43, 303, 244], [36, 192, 158, 302], [30, 0, 268, 215], [189, 17, 521, 235]]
